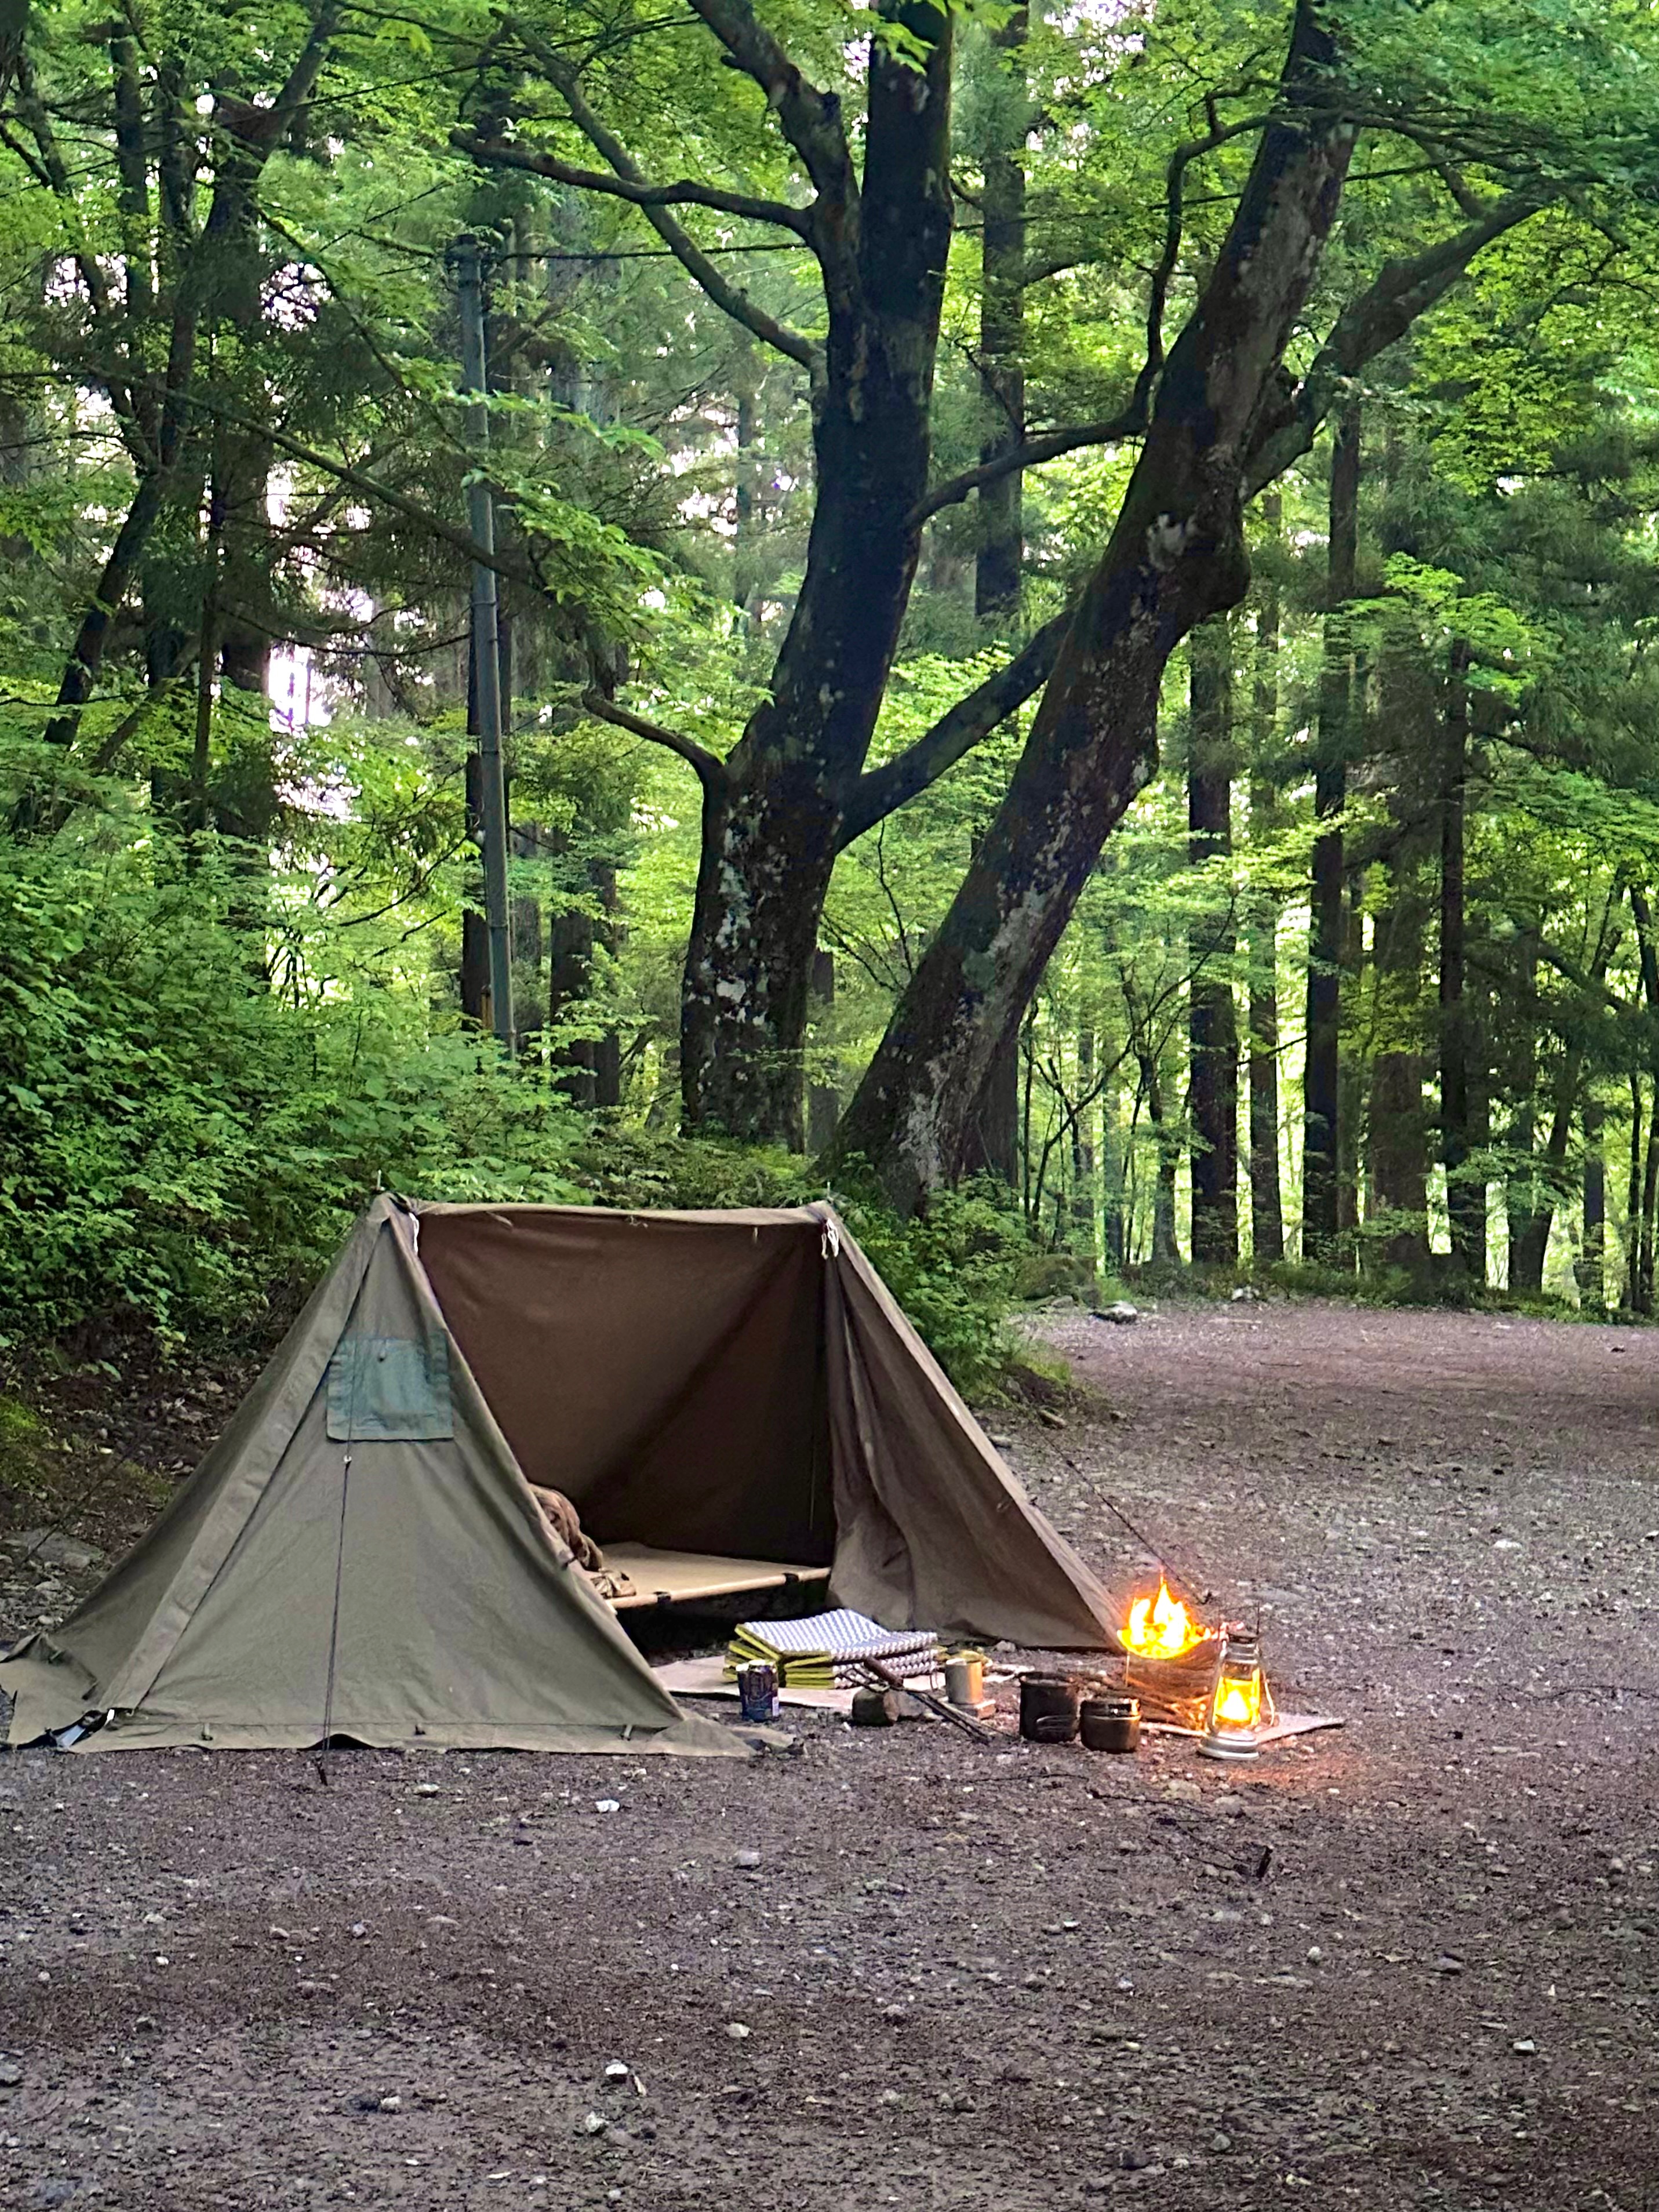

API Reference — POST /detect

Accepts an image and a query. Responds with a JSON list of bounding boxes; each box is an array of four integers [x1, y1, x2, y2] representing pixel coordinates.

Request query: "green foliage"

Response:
[[10, 0, 1659, 1378], [0, 835, 587, 1348], [0, 1392, 57, 1508], [834, 1176, 1031, 1401], [0, 832, 1032, 1392]]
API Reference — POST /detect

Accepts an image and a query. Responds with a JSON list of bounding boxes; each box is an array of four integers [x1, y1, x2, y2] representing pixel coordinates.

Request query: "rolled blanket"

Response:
[[528, 1484, 606, 1574]]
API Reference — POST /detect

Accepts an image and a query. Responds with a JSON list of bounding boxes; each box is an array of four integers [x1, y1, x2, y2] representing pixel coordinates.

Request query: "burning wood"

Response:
[[1123, 1577, 1205, 1660]]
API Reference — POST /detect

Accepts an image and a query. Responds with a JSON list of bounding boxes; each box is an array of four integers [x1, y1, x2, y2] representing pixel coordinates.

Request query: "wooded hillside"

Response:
[[6, 0, 1659, 1360]]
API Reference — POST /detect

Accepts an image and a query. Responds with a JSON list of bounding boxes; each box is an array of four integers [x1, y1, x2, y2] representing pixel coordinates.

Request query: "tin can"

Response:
[[945, 1650, 985, 1707], [736, 1661, 780, 1723]]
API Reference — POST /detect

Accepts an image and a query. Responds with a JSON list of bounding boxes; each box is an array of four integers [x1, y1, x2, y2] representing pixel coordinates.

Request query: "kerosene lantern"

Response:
[[1198, 1628, 1269, 1762]]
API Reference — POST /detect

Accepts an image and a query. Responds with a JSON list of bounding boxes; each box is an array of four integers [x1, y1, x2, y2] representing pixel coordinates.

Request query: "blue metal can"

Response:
[[736, 1661, 780, 1723]]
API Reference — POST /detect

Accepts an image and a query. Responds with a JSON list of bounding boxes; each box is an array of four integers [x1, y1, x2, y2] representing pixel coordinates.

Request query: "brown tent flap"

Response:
[[2, 1196, 1116, 1757]]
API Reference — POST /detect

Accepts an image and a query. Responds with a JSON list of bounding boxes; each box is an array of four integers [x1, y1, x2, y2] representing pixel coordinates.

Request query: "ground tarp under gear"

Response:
[[1, 1197, 1115, 1755]]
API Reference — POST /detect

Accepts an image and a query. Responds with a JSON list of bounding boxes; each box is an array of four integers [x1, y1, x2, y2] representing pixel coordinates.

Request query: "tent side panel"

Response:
[[824, 1215, 1117, 1650], [120, 1217, 745, 1755], [19, 1204, 389, 1706]]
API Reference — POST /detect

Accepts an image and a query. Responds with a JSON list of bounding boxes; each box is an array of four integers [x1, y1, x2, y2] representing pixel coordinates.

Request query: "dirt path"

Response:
[[3, 1298, 1658, 2211]]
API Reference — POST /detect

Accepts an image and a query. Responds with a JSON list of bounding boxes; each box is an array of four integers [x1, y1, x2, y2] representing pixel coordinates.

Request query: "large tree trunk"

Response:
[[1626, 1074, 1647, 1312], [1101, 1085, 1127, 1269], [1071, 1024, 1097, 1249], [212, 435, 279, 854], [1337, 865, 1366, 1249], [1505, 930, 1549, 1295], [1514, 1047, 1593, 1301], [1143, 1053, 1181, 1265], [958, 1035, 1020, 1183], [1513, 911, 1619, 1291], [1301, 399, 1360, 1258], [1247, 500, 1285, 1264], [1187, 616, 1238, 1264], [807, 948, 840, 1153], [38, 471, 170, 761], [681, 10, 955, 1147], [546, 841, 623, 1107], [1627, 889, 1659, 1312], [829, 6, 1358, 1210]]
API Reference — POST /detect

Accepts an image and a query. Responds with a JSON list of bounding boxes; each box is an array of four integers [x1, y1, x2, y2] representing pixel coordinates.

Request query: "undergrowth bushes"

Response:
[[0, 843, 1034, 1394]]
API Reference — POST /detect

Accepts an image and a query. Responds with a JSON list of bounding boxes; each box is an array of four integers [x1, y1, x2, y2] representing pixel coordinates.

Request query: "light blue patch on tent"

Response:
[[327, 1332, 453, 1441]]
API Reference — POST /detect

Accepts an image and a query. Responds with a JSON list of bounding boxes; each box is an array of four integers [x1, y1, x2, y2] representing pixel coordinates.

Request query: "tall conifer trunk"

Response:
[[1439, 639, 1483, 1287], [1301, 401, 1360, 1258], [1247, 501, 1285, 1264], [1368, 866, 1431, 1279], [1581, 1098, 1605, 1309], [1187, 616, 1238, 1264], [1505, 929, 1549, 1295]]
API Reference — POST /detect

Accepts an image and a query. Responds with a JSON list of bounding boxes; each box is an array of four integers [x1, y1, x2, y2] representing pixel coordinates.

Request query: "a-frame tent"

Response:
[[1, 1197, 1115, 1755]]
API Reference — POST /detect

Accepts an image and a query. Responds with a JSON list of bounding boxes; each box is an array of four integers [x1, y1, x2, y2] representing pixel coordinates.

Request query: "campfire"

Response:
[[1124, 1577, 1203, 1660], [1118, 1576, 1276, 1752]]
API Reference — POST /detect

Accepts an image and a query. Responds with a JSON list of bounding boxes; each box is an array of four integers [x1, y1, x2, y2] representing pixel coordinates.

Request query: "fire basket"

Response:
[[1119, 1575, 1225, 1730]]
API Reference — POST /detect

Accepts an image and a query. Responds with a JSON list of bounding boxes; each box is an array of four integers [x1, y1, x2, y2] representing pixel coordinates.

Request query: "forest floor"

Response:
[[2, 1296, 1658, 2211]]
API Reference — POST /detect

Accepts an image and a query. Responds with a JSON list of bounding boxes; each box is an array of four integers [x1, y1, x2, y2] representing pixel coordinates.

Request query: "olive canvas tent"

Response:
[[1, 1197, 1115, 1755]]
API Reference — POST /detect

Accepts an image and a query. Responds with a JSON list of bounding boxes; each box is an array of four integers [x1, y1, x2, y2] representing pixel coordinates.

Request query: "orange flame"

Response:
[[1123, 1577, 1203, 1660], [1211, 1672, 1263, 1731]]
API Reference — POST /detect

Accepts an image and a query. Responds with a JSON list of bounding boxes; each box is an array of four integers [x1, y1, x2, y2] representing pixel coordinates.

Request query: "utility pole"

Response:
[[452, 232, 514, 1054]]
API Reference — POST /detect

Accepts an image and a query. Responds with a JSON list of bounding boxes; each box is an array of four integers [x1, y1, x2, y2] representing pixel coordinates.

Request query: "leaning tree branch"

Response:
[[581, 689, 729, 795], [268, 0, 340, 125], [85, 646, 198, 776], [1245, 192, 1545, 496], [908, 114, 1273, 532], [679, 0, 855, 210], [1133, 112, 1273, 422], [908, 416, 1141, 530], [838, 610, 1072, 847], [449, 130, 809, 234], [478, 24, 816, 370]]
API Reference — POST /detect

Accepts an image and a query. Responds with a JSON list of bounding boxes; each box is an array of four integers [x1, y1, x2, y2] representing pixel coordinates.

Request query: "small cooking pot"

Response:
[[1019, 1673, 1083, 1743], [1079, 1694, 1141, 1754]]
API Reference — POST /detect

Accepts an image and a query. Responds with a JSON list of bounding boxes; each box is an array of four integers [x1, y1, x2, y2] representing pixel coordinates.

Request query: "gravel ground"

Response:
[[2, 1296, 1658, 2211]]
